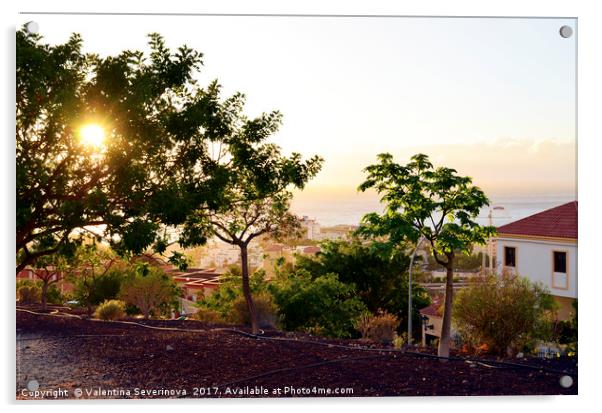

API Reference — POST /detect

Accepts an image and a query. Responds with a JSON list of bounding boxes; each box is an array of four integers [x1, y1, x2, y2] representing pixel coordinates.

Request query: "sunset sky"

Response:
[[19, 14, 577, 216]]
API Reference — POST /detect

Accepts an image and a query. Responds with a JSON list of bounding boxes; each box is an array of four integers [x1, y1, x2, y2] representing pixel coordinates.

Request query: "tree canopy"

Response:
[[17, 28, 311, 272], [175, 100, 323, 333]]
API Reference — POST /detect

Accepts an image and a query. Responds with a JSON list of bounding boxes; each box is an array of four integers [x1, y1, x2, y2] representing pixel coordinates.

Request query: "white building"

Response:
[[495, 201, 577, 320], [300, 216, 321, 240]]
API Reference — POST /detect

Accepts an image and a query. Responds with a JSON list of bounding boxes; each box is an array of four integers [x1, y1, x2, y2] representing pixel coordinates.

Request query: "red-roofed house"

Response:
[[419, 295, 444, 346], [495, 201, 577, 320]]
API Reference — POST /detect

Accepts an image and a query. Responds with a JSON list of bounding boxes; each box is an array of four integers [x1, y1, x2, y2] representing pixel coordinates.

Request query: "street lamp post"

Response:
[[408, 235, 425, 346], [486, 206, 505, 274]]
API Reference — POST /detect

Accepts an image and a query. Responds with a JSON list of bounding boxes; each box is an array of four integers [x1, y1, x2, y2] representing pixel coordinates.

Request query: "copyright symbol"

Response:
[[74, 388, 82, 398]]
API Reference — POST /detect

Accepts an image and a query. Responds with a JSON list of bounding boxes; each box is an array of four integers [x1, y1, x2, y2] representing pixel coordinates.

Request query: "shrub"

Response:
[[45, 284, 64, 305], [355, 311, 399, 344], [270, 270, 367, 338], [17, 283, 41, 304], [119, 266, 178, 319], [193, 308, 224, 324], [392, 333, 406, 349], [230, 293, 278, 328], [453, 274, 557, 355], [17, 279, 65, 306], [94, 299, 126, 320], [73, 270, 124, 306], [195, 269, 270, 320]]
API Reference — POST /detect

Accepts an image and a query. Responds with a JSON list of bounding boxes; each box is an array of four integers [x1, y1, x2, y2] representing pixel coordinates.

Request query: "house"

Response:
[[495, 201, 577, 320], [419, 295, 444, 346], [169, 268, 225, 303]]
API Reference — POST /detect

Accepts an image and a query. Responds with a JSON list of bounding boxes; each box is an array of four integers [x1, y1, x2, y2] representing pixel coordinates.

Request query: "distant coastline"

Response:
[[291, 193, 576, 227]]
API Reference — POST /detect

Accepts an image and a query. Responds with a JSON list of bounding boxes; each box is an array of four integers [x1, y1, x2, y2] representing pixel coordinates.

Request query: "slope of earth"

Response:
[[16, 310, 577, 399]]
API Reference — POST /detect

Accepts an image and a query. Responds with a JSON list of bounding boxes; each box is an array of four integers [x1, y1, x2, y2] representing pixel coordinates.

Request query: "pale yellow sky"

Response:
[[20, 15, 577, 203], [296, 137, 576, 198]]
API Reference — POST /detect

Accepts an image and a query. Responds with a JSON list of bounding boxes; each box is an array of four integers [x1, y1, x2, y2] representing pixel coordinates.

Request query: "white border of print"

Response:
[[2, 1, 600, 412]]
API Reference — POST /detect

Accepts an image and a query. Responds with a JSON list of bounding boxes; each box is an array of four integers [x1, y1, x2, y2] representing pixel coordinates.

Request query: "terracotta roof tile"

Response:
[[497, 201, 577, 239], [419, 296, 443, 318]]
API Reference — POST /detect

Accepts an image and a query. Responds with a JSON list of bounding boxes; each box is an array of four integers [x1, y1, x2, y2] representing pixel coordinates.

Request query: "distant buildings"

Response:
[[300, 216, 321, 240], [495, 201, 577, 320], [199, 240, 263, 270]]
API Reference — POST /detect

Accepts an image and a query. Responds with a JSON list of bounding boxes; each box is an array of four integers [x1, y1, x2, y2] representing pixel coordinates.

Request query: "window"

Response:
[[504, 246, 516, 267], [552, 251, 569, 290], [554, 251, 567, 273]]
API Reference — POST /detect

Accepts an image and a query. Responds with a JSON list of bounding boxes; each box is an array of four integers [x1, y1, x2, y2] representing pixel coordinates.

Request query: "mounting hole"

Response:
[[27, 379, 39, 391], [559, 375, 573, 388], [25, 21, 39, 34], [559, 25, 573, 38]]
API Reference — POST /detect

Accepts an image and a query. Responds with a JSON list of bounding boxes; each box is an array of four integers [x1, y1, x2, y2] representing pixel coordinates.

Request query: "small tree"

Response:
[[69, 243, 118, 316], [178, 108, 323, 333], [30, 254, 68, 310], [119, 264, 177, 319], [453, 274, 557, 355], [357, 154, 496, 357]]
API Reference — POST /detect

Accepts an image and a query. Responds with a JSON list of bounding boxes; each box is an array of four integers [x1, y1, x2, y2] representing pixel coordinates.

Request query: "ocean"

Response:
[[291, 194, 576, 228]]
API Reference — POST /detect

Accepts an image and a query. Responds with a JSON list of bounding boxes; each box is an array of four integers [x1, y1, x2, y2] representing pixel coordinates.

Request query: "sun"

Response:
[[79, 124, 105, 148]]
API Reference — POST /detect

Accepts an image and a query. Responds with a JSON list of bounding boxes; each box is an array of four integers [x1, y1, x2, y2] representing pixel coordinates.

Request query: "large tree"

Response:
[[178, 116, 323, 333], [357, 153, 495, 357], [16, 29, 241, 272]]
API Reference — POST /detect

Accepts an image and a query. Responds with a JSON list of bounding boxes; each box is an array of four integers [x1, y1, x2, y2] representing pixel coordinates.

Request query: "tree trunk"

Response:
[[41, 281, 48, 311], [240, 244, 259, 334], [438, 263, 454, 358]]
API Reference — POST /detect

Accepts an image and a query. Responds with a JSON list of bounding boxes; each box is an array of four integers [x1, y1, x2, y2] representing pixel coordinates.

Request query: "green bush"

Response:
[[193, 308, 225, 324], [94, 299, 126, 320], [195, 269, 269, 320], [17, 279, 65, 305], [230, 293, 278, 328], [73, 270, 125, 306], [119, 265, 178, 319], [355, 311, 399, 344], [45, 284, 64, 305], [270, 270, 367, 338], [295, 239, 430, 336], [453, 274, 557, 355], [17, 283, 41, 304]]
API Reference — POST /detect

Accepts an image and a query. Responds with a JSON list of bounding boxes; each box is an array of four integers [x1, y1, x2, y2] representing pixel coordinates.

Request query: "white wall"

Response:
[[496, 237, 577, 298]]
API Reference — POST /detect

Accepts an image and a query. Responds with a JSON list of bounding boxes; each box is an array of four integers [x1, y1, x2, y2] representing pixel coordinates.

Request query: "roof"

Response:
[[264, 244, 284, 253], [302, 246, 321, 254], [419, 296, 443, 318], [496, 201, 577, 240]]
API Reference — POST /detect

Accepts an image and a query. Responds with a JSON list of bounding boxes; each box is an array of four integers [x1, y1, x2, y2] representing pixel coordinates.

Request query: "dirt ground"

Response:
[[16, 310, 577, 399]]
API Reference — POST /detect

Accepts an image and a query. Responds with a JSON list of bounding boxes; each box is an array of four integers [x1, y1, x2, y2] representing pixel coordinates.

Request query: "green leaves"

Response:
[[357, 153, 496, 263], [294, 239, 431, 330], [453, 274, 557, 354], [270, 270, 367, 338]]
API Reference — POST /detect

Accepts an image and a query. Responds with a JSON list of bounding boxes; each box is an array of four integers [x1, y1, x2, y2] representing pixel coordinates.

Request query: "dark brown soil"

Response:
[[16, 310, 577, 399]]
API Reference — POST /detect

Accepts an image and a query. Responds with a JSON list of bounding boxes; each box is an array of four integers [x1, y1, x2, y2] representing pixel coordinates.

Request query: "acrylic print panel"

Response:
[[16, 13, 577, 399]]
